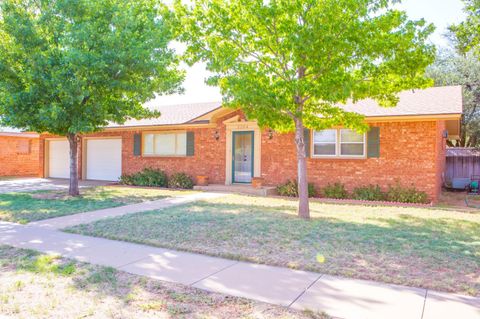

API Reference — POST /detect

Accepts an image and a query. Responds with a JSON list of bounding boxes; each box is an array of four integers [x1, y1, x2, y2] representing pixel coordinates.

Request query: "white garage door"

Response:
[[86, 139, 122, 181], [48, 140, 70, 179]]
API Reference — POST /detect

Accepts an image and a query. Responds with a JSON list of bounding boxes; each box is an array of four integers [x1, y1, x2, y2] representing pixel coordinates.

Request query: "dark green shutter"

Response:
[[186, 132, 194, 156], [367, 127, 380, 158], [304, 128, 311, 158], [133, 133, 141, 156]]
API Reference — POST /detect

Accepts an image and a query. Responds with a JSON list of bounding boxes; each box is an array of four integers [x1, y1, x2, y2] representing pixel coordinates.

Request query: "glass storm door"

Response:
[[232, 131, 254, 183]]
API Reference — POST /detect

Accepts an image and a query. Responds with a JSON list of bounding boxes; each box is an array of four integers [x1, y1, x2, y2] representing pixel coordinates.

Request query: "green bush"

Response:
[[168, 172, 194, 189], [119, 168, 168, 187], [119, 174, 134, 185], [321, 182, 348, 199], [352, 184, 385, 201], [386, 182, 429, 203], [276, 180, 316, 197]]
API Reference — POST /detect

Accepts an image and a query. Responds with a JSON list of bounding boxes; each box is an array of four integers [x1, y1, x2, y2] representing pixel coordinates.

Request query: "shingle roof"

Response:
[[107, 86, 462, 128], [340, 86, 462, 117], [108, 101, 222, 128]]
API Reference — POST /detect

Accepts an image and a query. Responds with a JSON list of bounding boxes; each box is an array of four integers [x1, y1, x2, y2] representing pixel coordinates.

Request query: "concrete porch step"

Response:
[[193, 184, 277, 196]]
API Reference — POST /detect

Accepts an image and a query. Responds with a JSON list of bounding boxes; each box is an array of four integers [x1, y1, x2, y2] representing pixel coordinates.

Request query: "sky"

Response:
[[2, 0, 469, 133], [153, 0, 467, 106]]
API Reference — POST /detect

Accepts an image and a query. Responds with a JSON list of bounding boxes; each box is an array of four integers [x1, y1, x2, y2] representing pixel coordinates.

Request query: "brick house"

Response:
[[0, 131, 39, 177], [39, 86, 462, 202]]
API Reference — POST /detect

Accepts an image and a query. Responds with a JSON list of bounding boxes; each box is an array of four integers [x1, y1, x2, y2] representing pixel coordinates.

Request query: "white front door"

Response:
[[48, 140, 70, 178], [86, 139, 122, 181]]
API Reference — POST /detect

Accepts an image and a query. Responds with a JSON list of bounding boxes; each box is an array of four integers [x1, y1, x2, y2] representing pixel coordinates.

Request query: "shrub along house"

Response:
[[39, 85, 462, 202]]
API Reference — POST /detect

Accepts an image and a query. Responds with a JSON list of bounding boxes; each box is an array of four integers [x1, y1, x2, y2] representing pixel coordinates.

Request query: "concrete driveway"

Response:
[[0, 178, 111, 194]]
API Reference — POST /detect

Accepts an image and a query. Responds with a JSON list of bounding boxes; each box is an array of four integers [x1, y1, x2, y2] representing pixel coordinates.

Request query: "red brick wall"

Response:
[[261, 120, 445, 202], [39, 116, 445, 202], [0, 136, 40, 177], [110, 126, 226, 184], [40, 112, 238, 183]]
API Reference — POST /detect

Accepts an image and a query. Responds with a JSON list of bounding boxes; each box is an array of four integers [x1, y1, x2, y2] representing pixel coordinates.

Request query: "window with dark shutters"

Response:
[[367, 127, 380, 158], [186, 132, 194, 156], [133, 134, 141, 156]]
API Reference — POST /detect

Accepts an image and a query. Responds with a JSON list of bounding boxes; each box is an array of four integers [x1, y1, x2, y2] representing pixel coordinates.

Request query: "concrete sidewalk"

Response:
[[0, 221, 478, 319], [30, 191, 223, 229]]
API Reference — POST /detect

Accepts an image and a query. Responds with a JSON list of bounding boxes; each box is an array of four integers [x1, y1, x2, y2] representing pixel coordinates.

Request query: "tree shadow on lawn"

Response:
[[0, 190, 129, 223], [70, 201, 480, 296], [0, 246, 192, 315], [0, 245, 315, 318]]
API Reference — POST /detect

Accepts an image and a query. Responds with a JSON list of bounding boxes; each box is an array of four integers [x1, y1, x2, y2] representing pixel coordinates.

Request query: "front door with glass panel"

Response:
[[232, 131, 254, 183]]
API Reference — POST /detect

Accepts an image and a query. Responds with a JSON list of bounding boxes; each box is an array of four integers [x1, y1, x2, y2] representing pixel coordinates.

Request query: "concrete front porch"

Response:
[[193, 184, 277, 196]]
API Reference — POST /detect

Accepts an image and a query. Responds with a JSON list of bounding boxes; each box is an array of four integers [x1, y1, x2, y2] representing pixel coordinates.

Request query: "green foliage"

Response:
[[276, 180, 316, 197], [0, 0, 183, 195], [0, 0, 183, 136], [449, 0, 479, 56], [176, 0, 435, 217], [426, 49, 480, 147], [120, 168, 168, 188], [19, 254, 76, 276], [176, 0, 435, 133], [85, 267, 118, 285], [386, 182, 429, 204], [168, 172, 194, 189], [119, 175, 135, 186], [321, 182, 349, 199], [352, 184, 385, 201]]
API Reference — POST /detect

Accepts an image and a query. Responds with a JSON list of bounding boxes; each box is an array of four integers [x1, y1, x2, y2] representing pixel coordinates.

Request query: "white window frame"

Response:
[[312, 128, 366, 159], [312, 129, 338, 157], [142, 131, 187, 157]]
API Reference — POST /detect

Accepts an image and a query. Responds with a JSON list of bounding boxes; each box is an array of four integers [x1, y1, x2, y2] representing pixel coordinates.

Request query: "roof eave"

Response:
[[363, 113, 462, 122]]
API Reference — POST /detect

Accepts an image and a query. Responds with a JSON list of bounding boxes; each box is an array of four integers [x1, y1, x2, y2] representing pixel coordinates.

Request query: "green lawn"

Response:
[[0, 186, 192, 223], [0, 245, 323, 318], [66, 194, 480, 296]]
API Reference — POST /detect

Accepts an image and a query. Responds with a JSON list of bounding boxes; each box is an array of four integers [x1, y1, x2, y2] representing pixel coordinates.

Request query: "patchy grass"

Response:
[[0, 186, 193, 223], [0, 245, 326, 319], [67, 194, 480, 296]]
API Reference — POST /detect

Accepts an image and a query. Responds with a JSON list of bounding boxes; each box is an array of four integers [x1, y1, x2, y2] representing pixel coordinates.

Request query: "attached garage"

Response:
[[84, 138, 122, 181], [47, 139, 70, 179]]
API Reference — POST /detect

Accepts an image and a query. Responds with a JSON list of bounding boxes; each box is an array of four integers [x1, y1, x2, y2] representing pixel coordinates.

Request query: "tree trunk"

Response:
[[66, 133, 80, 196], [294, 118, 310, 219]]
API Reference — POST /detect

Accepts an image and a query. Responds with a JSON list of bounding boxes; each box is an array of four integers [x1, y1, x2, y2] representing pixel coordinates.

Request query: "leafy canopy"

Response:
[[427, 49, 480, 147], [176, 0, 435, 133], [0, 0, 183, 135], [449, 0, 480, 56]]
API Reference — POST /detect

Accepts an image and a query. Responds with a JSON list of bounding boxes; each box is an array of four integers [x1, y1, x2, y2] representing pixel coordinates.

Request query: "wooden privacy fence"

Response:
[[445, 148, 480, 184]]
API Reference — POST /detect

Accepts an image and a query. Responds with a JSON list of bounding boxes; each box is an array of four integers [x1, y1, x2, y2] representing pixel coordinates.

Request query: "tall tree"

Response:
[[176, 0, 435, 218], [449, 0, 480, 56], [426, 49, 480, 147], [0, 0, 183, 195]]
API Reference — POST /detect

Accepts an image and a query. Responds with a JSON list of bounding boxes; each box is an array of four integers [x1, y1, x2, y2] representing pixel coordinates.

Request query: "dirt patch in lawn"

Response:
[[437, 190, 480, 211], [30, 191, 75, 200], [0, 245, 327, 319]]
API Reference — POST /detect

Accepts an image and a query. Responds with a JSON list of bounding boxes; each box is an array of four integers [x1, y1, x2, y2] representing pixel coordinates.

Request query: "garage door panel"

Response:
[[86, 139, 122, 181], [48, 140, 69, 179]]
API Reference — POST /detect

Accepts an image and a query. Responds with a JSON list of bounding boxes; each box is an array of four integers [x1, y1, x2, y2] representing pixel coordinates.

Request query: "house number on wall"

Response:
[[233, 124, 250, 129]]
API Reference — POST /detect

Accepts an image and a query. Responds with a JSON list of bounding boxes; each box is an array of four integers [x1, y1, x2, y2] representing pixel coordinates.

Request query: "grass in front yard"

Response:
[[0, 186, 192, 223], [0, 245, 325, 319], [67, 194, 480, 296]]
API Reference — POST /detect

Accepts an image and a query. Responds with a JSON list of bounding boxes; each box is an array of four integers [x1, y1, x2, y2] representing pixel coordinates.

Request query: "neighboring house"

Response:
[[0, 131, 40, 177], [39, 85, 462, 202]]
